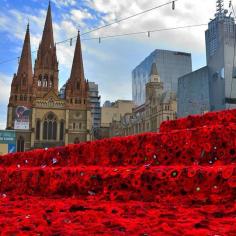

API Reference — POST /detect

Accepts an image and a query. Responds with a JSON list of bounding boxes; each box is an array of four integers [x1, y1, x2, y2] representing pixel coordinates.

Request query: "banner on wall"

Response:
[[0, 130, 16, 155], [14, 106, 31, 130]]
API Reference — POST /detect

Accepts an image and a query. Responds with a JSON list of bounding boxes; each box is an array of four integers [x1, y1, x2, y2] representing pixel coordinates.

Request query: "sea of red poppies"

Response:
[[1, 109, 236, 235]]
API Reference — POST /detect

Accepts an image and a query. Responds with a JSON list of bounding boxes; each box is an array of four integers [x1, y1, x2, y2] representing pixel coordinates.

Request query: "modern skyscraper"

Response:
[[88, 82, 101, 139], [132, 49, 192, 106], [178, 0, 236, 117]]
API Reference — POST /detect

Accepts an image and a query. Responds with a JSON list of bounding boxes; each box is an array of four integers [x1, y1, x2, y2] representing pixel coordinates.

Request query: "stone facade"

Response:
[[100, 100, 135, 139], [7, 3, 91, 151], [110, 63, 177, 137]]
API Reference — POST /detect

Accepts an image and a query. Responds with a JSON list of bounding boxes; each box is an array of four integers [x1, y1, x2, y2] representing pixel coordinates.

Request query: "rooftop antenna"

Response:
[[216, 0, 224, 14]]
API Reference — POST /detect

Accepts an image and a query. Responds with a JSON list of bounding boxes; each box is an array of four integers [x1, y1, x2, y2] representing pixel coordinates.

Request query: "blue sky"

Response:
[[0, 0, 227, 128]]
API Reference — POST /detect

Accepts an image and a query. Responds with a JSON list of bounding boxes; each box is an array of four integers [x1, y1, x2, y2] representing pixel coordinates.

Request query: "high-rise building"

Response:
[[88, 82, 101, 139], [100, 100, 134, 139], [132, 49, 192, 106], [6, 3, 91, 151], [178, 0, 236, 117]]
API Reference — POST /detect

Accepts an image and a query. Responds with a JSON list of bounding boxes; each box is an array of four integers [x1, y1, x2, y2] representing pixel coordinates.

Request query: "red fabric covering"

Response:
[[160, 109, 236, 132], [1, 110, 236, 235]]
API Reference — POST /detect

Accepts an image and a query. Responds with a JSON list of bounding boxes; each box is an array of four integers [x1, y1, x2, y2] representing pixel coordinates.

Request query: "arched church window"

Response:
[[17, 136, 24, 152], [24, 95, 27, 101], [43, 75, 48, 87], [43, 113, 57, 140], [38, 75, 42, 87], [77, 82, 80, 90], [20, 95, 23, 101], [22, 73, 26, 86], [36, 119, 40, 140], [49, 75, 53, 88], [74, 137, 80, 144], [59, 120, 64, 141]]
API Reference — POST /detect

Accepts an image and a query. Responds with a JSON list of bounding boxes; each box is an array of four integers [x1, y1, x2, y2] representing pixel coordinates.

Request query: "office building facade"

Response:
[[88, 82, 101, 139], [178, 0, 236, 117], [132, 49, 192, 106]]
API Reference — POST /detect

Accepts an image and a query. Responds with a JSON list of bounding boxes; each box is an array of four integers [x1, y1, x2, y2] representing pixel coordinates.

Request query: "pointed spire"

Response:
[[149, 63, 159, 76], [70, 31, 85, 82], [17, 23, 32, 80], [41, 1, 54, 50]]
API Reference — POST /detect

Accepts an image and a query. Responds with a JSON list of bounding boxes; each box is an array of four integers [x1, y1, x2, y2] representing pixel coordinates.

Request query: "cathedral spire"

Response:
[[70, 31, 85, 82], [17, 23, 32, 82], [33, 2, 59, 97], [65, 31, 88, 107], [149, 63, 160, 82], [149, 63, 159, 76], [41, 1, 54, 50]]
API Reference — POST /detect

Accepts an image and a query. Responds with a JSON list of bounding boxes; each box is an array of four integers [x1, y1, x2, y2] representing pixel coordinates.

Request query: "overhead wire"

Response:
[[55, 0, 180, 45], [81, 24, 207, 41], [0, 0, 179, 64], [0, 23, 208, 66]]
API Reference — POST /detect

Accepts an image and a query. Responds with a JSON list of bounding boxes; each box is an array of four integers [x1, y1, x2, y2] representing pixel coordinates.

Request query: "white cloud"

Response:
[[84, 0, 220, 53], [0, 73, 11, 105], [70, 9, 93, 23], [51, 0, 76, 8]]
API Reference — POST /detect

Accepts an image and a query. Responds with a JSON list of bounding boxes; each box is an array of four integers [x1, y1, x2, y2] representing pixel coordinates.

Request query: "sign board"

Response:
[[14, 106, 30, 130], [0, 130, 16, 155]]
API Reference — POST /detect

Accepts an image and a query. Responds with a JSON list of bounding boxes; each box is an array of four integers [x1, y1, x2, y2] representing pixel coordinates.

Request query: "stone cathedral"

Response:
[[7, 3, 92, 152]]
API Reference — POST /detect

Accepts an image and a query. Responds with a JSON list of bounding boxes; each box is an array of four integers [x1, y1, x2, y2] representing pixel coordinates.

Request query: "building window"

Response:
[[38, 75, 42, 87], [77, 82, 80, 90], [17, 136, 24, 152], [36, 119, 40, 140], [43, 113, 57, 140], [15, 95, 17, 101], [49, 76, 53, 88], [20, 95, 23, 101], [60, 120, 64, 141], [79, 123, 82, 129], [73, 123, 76, 130], [24, 95, 27, 101], [43, 75, 48, 87]]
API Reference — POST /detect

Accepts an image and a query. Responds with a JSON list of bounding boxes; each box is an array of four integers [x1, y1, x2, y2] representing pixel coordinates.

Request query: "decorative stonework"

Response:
[[34, 97, 65, 109]]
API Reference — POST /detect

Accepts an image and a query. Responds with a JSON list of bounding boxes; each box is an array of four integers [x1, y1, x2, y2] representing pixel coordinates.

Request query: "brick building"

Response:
[[7, 3, 92, 151]]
